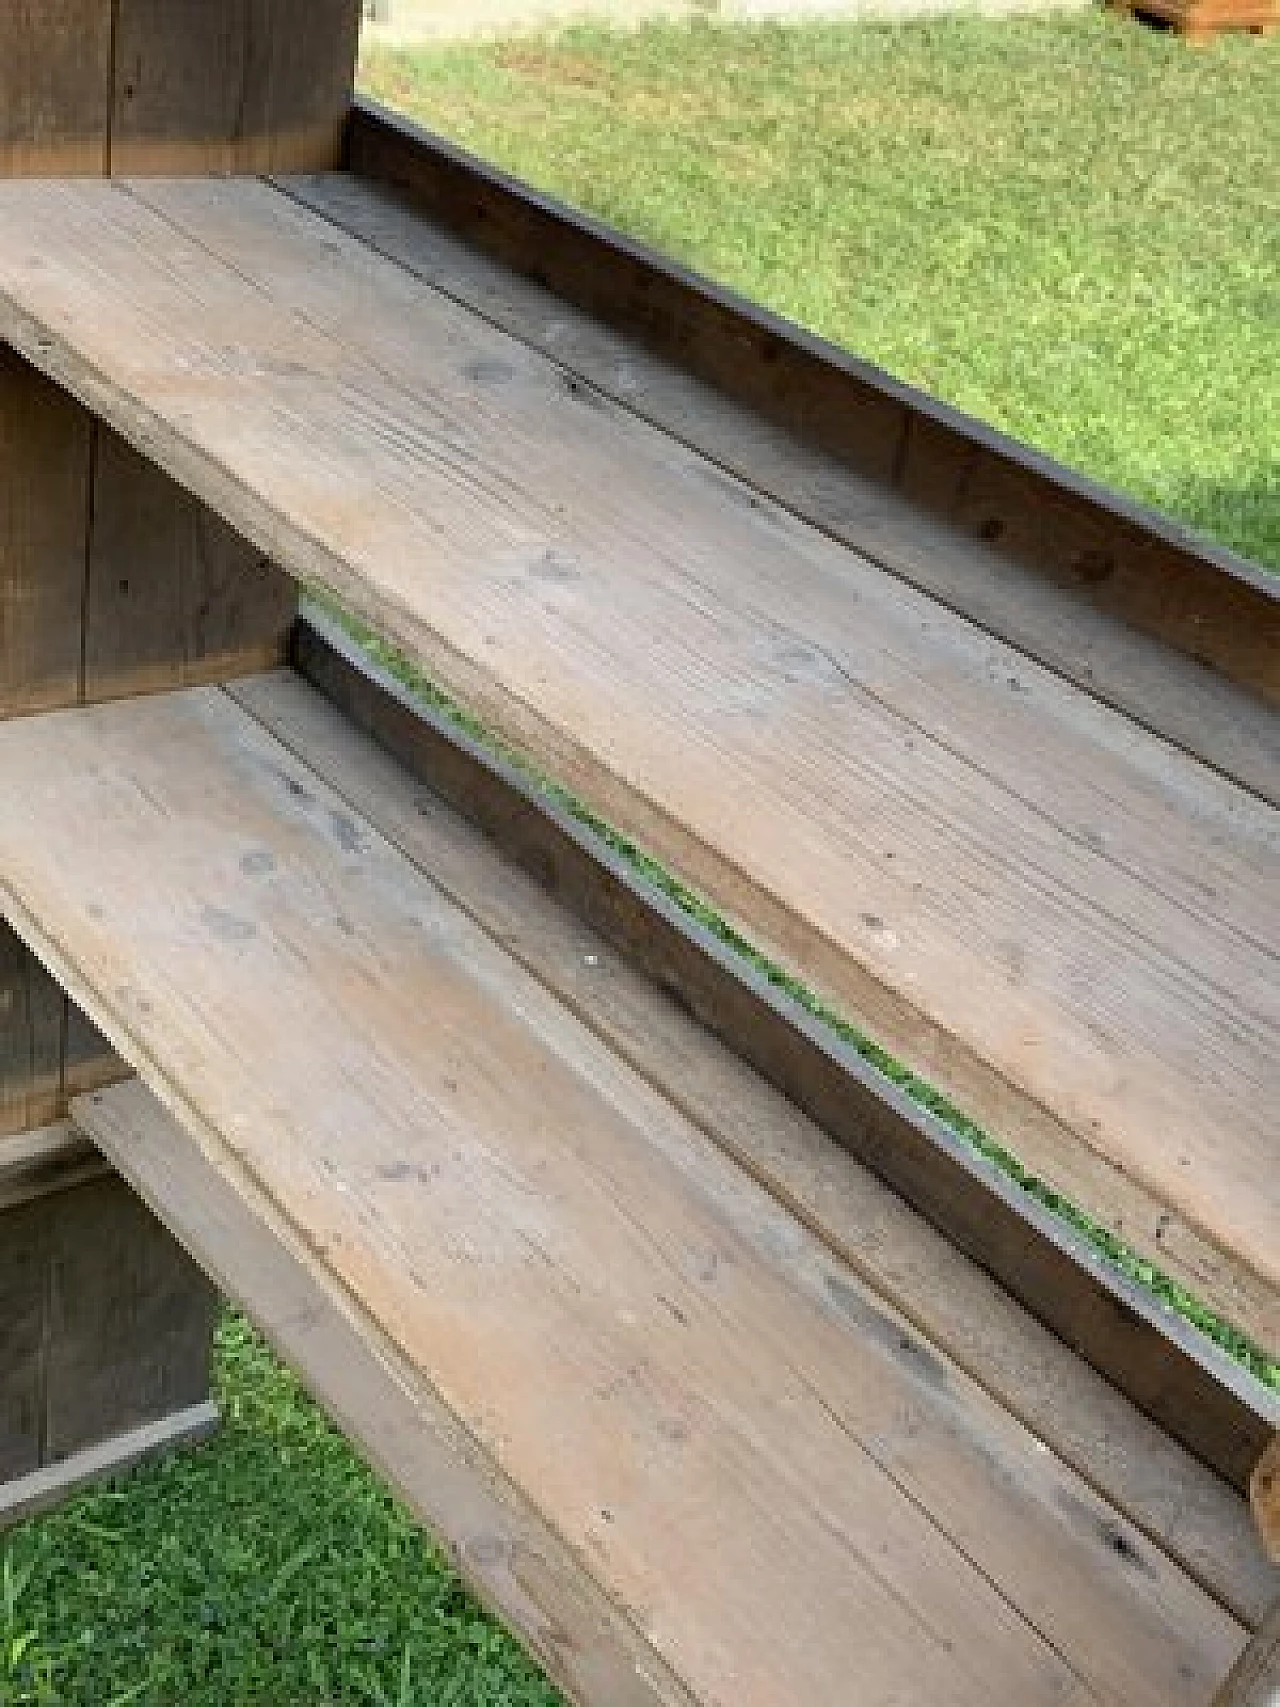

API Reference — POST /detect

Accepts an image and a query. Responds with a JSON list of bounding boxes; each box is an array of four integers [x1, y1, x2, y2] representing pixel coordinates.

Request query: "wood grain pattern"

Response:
[[0, 687, 1244, 1707], [0, 1, 112, 177], [0, 178, 1275, 1352], [234, 660, 1279, 1631], [42, 1173, 216, 1462], [0, 348, 91, 717], [0, 1194, 45, 1482], [0, 1134, 213, 1500], [282, 170, 1280, 807], [85, 425, 295, 701], [110, 0, 362, 175], [0, 925, 66, 1140], [340, 112, 1280, 740]]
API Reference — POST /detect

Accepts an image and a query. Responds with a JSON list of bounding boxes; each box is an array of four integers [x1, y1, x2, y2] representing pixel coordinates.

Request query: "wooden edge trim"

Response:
[[0, 1400, 219, 1531]]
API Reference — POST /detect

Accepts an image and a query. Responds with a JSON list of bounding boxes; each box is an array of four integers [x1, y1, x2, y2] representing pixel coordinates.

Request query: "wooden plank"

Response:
[[0, 1401, 219, 1531], [0, 178, 1276, 1353], [84, 425, 295, 701], [0, 1, 112, 178], [235, 656, 1280, 1631], [342, 107, 1280, 732], [0, 1129, 215, 1518], [283, 168, 1280, 807], [110, 0, 362, 176], [0, 348, 91, 717], [0, 1195, 45, 1483], [0, 924, 66, 1140], [43, 1173, 217, 1462], [1212, 1601, 1280, 1707], [0, 686, 1245, 1706]]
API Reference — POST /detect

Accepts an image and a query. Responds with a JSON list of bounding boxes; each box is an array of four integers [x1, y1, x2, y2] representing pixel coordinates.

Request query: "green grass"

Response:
[[2, 1315, 559, 1706], [9, 18, 1277, 1703], [361, 11, 1280, 570]]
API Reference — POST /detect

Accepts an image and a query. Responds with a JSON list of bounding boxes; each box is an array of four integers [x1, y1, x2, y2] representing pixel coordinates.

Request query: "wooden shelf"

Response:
[[0, 175, 1274, 1357], [0, 679, 1250, 1705]]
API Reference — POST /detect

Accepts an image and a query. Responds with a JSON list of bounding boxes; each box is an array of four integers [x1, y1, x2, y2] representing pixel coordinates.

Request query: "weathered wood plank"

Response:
[[110, 0, 362, 175], [0, 687, 1244, 1705], [282, 169, 1280, 807], [0, 348, 91, 717], [0, 1195, 45, 1483], [42, 1173, 217, 1462], [0, 1130, 214, 1507], [341, 109, 1280, 736], [0, 1, 112, 178], [0, 1401, 219, 1531], [234, 658, 1280, 1631], [85, 426, 295, 701], [0, 177, 1274, 1351], [0, 924, 66, 1140], [61, 1002, 129, 1106]]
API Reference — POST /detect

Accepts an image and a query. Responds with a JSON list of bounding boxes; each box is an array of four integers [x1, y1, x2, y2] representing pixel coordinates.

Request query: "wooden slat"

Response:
[[0, 924, 66, 1140], [0, 1401, 219, 1531], [0, 1194, 45, 1483], [0, 1, 112, 178], [0, 687, 1244, 1706], [0, 1134, 213, 1501], [0, 348, 91, 717], [233, 659, 1279, 1631], [0, 178, 1275, 1353], [43, 1174, 217, 1462], [109, 0, 362, 175], [283, 168, 1280, 807], [84, 425, 295, 701]]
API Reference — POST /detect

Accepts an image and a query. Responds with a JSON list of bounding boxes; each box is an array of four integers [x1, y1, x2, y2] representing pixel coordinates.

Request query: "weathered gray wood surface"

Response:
[[0, 176, 1274, 1354], [0, 1124, 217, 1516], [0, 1, 360, 177], [235, 660, 1280, 1630], [284, 169, 1280, 805], [0, 685, 1246, 1705]]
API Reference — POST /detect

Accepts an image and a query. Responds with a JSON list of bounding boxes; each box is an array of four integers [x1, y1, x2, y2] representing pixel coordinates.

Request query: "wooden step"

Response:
[[0, 681, 1249, 1706], [0, 175, 1275, 1359]]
